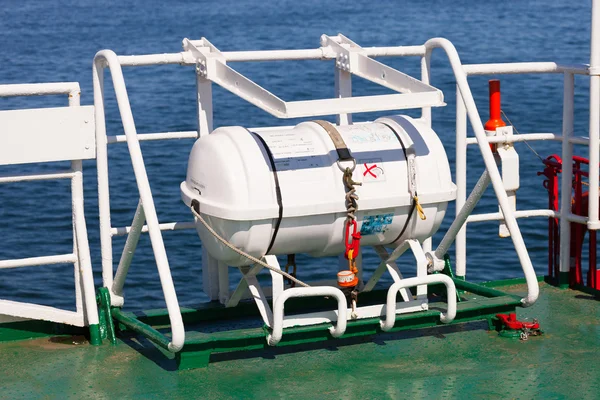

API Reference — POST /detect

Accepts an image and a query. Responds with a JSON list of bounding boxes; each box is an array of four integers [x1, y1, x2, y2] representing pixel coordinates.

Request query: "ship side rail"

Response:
[[454, 62, 596, 291], [0, 83, 100, 344]]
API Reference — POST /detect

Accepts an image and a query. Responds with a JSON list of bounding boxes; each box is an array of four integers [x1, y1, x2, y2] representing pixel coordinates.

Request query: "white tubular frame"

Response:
[[0, 83, 99, 328], [94, 50, 184, 352], [423, 38, 539, 306], [381, 274, 457, 332], [92, 31, 600, 347], [267, 286, 347, 346]]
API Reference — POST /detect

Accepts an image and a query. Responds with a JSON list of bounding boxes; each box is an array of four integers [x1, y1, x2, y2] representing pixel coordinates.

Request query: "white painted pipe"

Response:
[[588, 1, 600, 230], [0, 254, 77, 269], [465, 133, 559, 145], [116, 46, 426, 67], [106, 126, 319, 144], [72, 161, 100, 327], [455, 86, 467, 278], [118, 53, 187, 66], [381, 274, 457, 332], [68, 84, 99, 327], [111, 221, 196, 236], [267, 286, 347, 346], [420, 53, 432, 125], [565, 212, 588, 224], [463, 62, 588, 76], [0, 82, 80, 97], [111, 200, 146, 306], [467, 209, 557, 223], [0, 170, 76, 184], [93, 50, 185, 353], [425, 38, 539, 306], [435, 170, 491, 261], [570, 136, 594, 145], [93, 57, 114, 290], [588, 76, 600, 230], [559, 73, 576, 275], [107, 131, 198, 144]]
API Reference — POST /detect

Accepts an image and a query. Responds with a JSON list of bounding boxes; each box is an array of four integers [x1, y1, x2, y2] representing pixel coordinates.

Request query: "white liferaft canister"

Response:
[[181, 115, 456, 266]]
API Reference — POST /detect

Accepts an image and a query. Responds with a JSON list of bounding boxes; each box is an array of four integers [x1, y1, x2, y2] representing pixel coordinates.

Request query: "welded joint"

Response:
[[321, 34, 362, 73], [588, 65, 600, 75], [183, 37, 226, 79], [426, 252, 445, 273]]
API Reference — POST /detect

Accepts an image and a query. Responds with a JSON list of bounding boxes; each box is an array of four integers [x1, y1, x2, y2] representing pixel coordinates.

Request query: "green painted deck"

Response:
[[0, 282, 598, 399]]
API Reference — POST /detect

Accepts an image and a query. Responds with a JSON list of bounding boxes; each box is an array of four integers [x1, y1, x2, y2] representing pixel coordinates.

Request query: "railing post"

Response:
[[587, 0, 600, 231], [195, 66, 213, 138], [424, 38, 538, 306], [334, 64, 352, 125], [559, 72, 575, 287], [93, 59, 115, 291], [420, 53, 433, 254], [455, 85, 467, 279], [93, 50, 185, 352]]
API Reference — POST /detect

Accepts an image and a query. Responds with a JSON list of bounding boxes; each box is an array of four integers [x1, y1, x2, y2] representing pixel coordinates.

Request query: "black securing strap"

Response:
[[250, 131, 283, 255], [379, 121, 416, 244]]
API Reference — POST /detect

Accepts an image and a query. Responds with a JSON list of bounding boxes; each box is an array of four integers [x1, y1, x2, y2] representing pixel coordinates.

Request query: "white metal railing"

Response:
[[453, 20, 600, 290], [94, 50, 185, 352], [90, 30, 600, 349], [0, 83, 99, 330]]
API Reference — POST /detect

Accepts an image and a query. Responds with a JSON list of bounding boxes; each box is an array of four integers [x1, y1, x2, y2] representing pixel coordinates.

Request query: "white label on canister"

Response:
[[257, 130, 327, 183], [258, 130, 323, 171]]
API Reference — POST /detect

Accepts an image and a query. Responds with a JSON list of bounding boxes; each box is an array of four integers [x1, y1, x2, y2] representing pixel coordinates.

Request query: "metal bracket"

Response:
[[321, 34, 441, 96], [182, 35, 445, 119], [496, 126, 519, 237]]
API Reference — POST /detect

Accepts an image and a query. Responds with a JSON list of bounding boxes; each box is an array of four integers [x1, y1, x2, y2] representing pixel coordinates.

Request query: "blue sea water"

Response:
[[0, 0, 594, 311]]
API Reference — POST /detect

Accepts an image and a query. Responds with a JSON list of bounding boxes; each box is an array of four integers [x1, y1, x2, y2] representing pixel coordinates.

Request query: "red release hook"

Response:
[[344, 220, 361, 259]]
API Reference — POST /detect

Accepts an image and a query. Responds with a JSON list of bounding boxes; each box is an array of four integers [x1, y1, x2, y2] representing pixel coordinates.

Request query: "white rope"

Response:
[[501, 109, 545, 163], [190, 204, 310, 288]]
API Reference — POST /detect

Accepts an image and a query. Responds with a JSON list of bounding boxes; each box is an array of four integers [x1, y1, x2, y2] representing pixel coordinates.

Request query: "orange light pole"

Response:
[[484, 80, 506, 153]]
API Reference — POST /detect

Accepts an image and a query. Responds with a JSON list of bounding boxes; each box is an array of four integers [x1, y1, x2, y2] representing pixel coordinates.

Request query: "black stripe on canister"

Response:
[[249, 131, 283, 255], [379, 121, 416, 244]]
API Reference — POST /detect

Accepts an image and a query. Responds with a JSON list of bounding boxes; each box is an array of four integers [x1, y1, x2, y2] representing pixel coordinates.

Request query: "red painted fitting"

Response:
[[496, 313, 540, 330], [484, 80, 506, 153]]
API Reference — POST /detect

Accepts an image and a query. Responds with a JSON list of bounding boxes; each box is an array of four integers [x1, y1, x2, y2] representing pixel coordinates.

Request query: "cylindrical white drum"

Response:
[[181, 115, 456, 266]]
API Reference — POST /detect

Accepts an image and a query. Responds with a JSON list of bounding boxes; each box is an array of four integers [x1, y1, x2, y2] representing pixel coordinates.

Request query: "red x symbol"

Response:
[[363, 163, 378, 178]]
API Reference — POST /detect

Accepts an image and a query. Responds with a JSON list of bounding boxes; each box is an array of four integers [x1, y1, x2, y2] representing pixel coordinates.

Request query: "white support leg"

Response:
[[196, 72, 213, 138], [202, 249, 220, 301], [225, 263, 262, 308], [244, 273, 273, 328], [455, 86, 468, 278], [334, 67, 352, 125], [266, 255, 284, 302], [218, 261, 229, 304], [407, 240, 428, 300], [365, 244, 411, 302]]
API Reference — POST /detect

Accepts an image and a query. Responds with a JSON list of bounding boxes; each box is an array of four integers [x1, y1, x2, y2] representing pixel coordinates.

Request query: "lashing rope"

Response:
[[190, 201, 310, 288]]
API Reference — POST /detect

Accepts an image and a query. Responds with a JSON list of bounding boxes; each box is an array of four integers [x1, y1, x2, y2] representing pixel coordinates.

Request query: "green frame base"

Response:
[[544, 273, 571, 289], [110, 278, 523, 370]]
